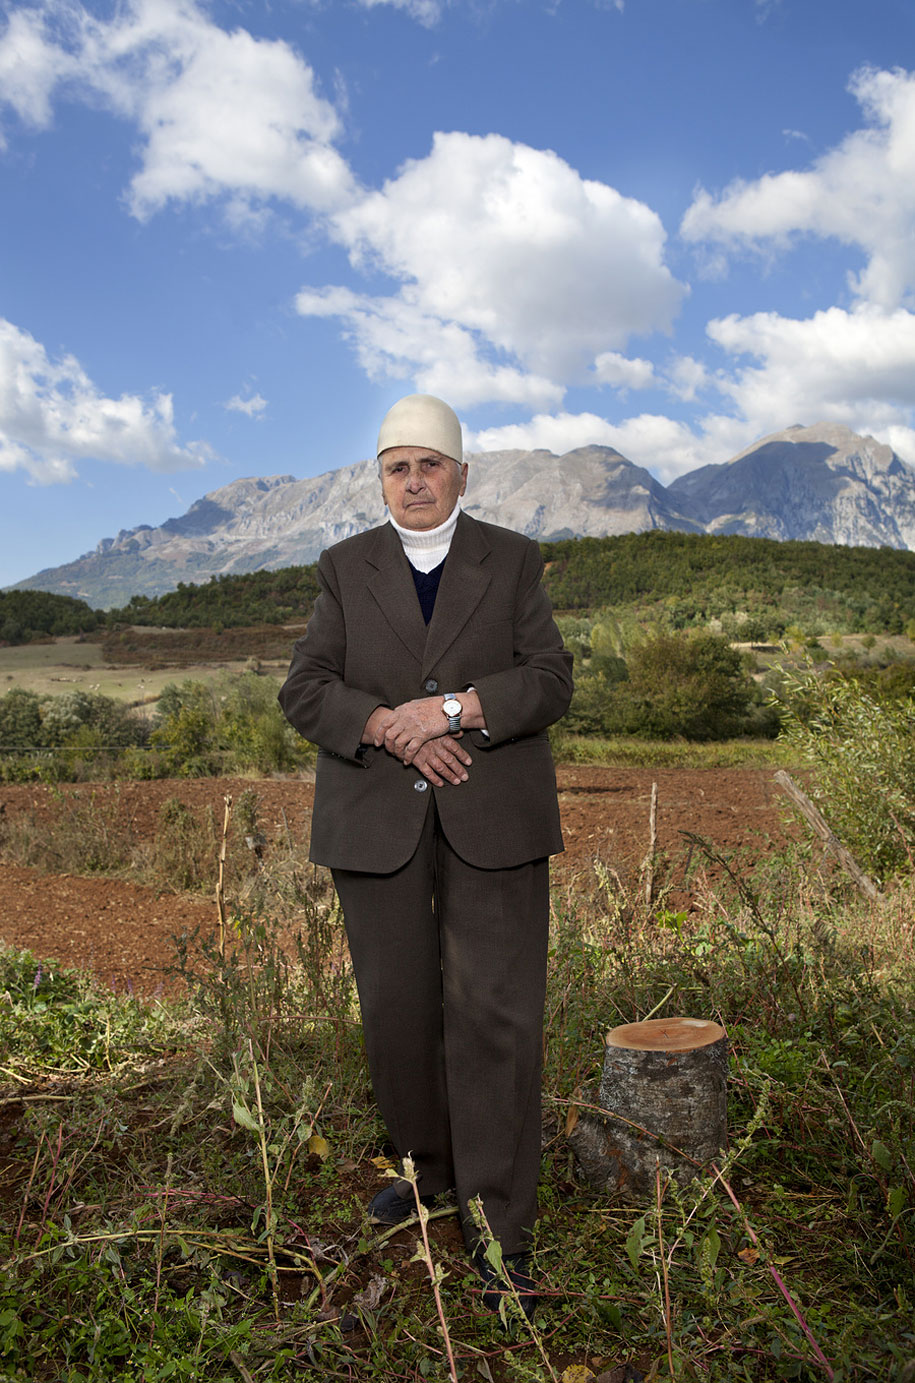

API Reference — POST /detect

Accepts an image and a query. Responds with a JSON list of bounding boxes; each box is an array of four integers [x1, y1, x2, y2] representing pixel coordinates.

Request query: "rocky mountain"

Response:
[[14, 423, 915, 608], [16, 445, 700, 608], [668, 422, 915, 548]]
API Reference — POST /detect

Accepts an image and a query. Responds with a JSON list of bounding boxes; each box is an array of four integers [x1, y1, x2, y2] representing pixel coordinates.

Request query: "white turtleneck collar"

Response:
[[387, 502, 460, 573]]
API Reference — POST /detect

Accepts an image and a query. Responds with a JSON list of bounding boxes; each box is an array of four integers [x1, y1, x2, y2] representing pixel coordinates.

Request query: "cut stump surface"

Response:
[[571, 1017, 728, 1200]]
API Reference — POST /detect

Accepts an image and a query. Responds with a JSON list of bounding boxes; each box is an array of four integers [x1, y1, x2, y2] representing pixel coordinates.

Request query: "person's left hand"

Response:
[[412, 735, 472, 786], [381, 697, 452, 763]]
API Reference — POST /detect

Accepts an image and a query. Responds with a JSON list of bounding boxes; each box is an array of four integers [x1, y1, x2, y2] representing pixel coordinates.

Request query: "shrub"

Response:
[[562, 630, 763, 740], [150, 674, 315, 776], [777, 666, 915, 880], [618, 631, 755, 739], [219, 672, 311, 774], [150, 681, 223, 775], [0, 688, 43, 749]]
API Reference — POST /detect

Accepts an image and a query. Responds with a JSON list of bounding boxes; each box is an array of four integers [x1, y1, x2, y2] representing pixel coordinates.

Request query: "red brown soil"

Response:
[[0, 767, 793, 996]]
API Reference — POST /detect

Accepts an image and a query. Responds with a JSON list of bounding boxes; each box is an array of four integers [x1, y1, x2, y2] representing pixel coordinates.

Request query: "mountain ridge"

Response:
[[14, 422, 915, 608]]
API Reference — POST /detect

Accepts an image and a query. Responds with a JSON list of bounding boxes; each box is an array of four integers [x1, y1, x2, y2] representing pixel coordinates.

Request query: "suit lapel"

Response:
[[422, 512, 491, 679], [365, 523, 427, 663]]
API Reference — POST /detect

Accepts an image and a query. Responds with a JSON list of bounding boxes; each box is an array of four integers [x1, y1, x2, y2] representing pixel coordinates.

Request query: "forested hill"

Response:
[[0, 589, 103, 644], [540, 530, 915, 634], [108, 531, 915, 638], [3, 531, 914, 641]]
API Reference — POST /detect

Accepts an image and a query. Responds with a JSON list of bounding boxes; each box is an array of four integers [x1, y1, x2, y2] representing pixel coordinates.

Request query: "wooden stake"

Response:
[[773, 770, 878, 900], [215, 794, 233, 957], [643, 780, 658, 905]]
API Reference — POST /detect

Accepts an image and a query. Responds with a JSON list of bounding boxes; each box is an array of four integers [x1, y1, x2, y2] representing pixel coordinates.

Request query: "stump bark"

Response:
[[568, 1017, 727, 1199]]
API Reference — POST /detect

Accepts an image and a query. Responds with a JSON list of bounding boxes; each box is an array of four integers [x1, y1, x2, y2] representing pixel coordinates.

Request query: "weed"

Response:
[[1, 837, 915, 1379]]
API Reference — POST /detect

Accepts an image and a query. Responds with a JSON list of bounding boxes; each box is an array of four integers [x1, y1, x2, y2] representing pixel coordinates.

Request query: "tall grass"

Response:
[[1, 811, 913, 1380], [550, 730, 799, 769]]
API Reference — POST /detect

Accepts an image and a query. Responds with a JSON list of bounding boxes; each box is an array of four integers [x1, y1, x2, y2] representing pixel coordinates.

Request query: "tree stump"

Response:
[[568, 1017, 727, 1199]]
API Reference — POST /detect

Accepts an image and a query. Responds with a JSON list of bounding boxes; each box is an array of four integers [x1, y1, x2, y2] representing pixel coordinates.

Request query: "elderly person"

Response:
[[278, 394, 572, 1314]]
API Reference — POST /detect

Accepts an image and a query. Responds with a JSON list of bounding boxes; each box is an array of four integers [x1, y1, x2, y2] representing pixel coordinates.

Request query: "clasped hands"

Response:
[[362, 694, 483, 787]]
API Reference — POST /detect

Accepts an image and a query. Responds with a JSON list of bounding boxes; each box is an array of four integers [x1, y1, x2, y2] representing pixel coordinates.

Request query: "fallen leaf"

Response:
[[561, 1368, 596, 1383], [370, 1155, 396, 1172], [308, 1133, 331, 1160], [352, 1274, 387, 1311], [738, 1246, 759, 1266]]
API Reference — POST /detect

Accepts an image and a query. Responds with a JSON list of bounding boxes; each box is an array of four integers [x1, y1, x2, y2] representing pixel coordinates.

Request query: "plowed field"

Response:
[[0, 767, 794, 995]]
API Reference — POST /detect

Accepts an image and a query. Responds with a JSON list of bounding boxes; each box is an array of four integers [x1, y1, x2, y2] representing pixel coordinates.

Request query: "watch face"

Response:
[[442, 698, 461, 715]]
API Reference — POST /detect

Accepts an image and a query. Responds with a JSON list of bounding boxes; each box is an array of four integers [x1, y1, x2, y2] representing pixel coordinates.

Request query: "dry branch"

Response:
[[774, 770, 878, 900]]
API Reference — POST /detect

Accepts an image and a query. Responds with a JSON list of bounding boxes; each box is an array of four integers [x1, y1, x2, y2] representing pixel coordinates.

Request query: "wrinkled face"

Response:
[[379, 445, 468, 531]]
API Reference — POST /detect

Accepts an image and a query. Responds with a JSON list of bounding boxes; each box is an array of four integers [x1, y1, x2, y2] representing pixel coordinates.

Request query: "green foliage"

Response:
[[0, 686, 149, 752], [561, 627, 772, 740], [219, 671, 309, 773], [86, 531, 915, 644], [0, 688, 43, 748], [107, 564, 322, 630], [39, 690, 149, 749], [151, 680, 223, 776], [0, 687, 151, 782], [541, 529, 915, 635], [0, 590, 102, 644], [621, 630, 756, 738], [150, 674, 314, 776], [0, 944, 174, 1077], [777, 667, 915, 881]]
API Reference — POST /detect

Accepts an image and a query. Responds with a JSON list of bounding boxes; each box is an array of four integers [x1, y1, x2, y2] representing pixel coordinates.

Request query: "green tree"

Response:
[[0, 689, 44, 748], [220, 672, 309, 773], [621, 631, 754, 739], [151, 681, 222, 776]]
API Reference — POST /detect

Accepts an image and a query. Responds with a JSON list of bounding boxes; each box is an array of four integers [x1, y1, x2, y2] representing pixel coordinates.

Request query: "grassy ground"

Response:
[[1, 807, 913, 1383], [549, 734, 798, 769], [0, 635, 290, 704]]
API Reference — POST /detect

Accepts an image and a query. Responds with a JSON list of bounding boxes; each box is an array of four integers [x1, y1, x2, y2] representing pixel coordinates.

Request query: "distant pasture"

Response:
[[0, 633, 291, 705]]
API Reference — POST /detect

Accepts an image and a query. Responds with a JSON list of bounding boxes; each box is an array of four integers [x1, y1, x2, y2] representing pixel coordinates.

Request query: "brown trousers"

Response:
[[332, 801, 549, 1254]]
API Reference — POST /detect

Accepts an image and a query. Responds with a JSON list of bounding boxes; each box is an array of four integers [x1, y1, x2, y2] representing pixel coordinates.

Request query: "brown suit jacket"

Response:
[[278, 511, 573, 873]]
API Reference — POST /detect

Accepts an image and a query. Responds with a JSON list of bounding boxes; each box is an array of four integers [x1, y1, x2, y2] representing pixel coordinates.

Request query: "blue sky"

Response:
[[1, 0, 914, 589]]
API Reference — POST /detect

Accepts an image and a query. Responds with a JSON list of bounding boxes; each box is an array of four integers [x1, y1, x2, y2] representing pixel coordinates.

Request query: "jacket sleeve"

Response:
[[277, 548, 384, 762], [470, 539, 573, 747]]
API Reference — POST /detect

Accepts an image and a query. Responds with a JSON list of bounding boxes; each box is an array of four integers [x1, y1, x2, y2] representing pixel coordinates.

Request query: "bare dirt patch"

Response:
[[0, 767, 794, 995]]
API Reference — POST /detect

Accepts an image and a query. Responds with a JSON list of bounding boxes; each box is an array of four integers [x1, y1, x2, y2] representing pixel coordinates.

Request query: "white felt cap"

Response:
[[376, 394, 463, 463]]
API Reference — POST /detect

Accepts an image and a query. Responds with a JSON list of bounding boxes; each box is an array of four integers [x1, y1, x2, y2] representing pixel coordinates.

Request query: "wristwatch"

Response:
[[442, 693, 462, 732]]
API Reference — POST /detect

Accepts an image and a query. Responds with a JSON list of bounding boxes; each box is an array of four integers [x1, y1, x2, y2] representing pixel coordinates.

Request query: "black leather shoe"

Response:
[[474, 1250, 537, 1321], [367, 1183, 439, 1226]]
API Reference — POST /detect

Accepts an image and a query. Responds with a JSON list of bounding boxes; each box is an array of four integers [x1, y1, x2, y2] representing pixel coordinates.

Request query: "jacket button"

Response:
[[424, 679, 438, 693], [413, 779, 429, 792]]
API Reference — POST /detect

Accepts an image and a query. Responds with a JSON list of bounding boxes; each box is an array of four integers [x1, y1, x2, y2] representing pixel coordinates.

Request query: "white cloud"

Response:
[[334, 133, 683, 374], [0, 7, 76, 135], [681, 66, 915, 309], [296, 285, 564, 409], [468, 410, 714, 481], [300, 130, 684, 408], [879, 424, 915, 467], [593, 351, 655, 391], [0, 317, 213, 483], [353, 0, 445, 25], [0, 0, 355, 219], [225, 391, 268, 418], [665, 354, 709, 402], [707, 304, 915, 435]]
